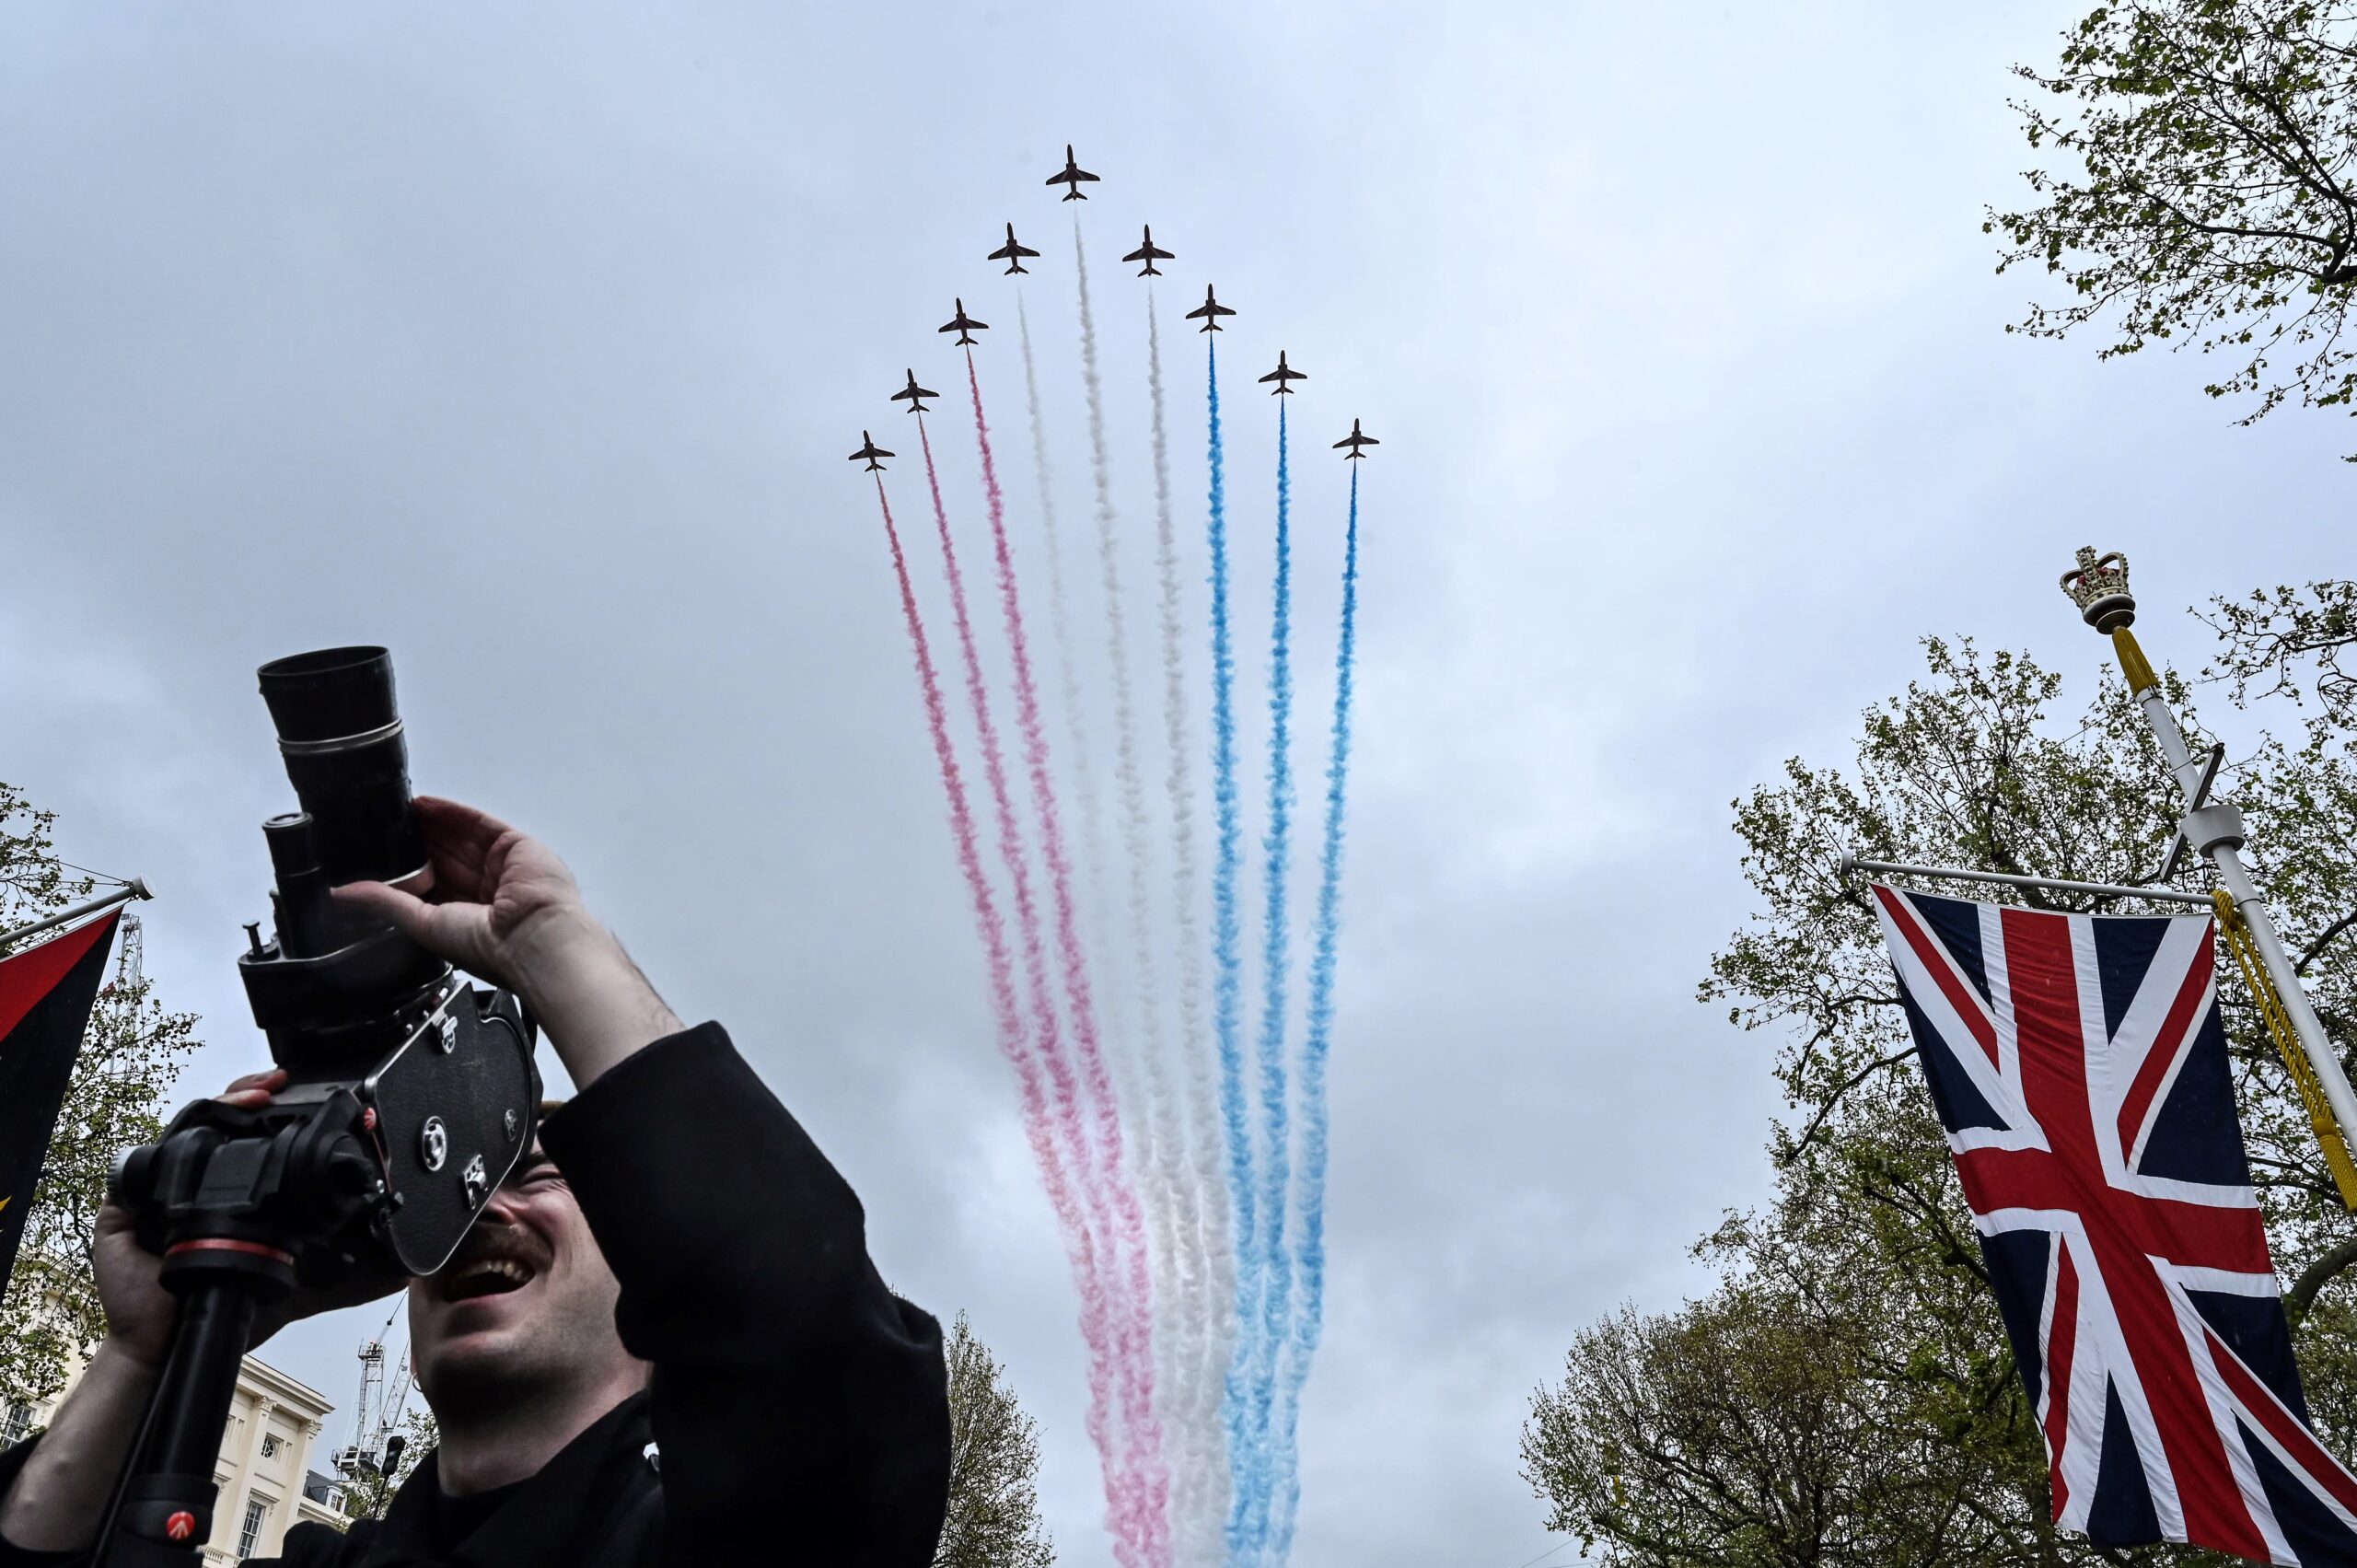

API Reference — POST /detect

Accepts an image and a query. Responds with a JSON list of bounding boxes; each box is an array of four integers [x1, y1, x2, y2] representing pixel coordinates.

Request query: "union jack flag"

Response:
[[1872, 884, 2357, 1564]]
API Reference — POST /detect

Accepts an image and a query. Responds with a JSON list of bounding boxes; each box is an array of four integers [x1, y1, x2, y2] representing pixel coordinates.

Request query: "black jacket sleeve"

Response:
[[537, 1022, 950, 1566]]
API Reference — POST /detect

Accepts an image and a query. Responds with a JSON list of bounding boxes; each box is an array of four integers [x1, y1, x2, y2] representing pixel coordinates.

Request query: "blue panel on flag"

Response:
[[1980, 1228, 2052, 1411], [2092, 914, 2170, 1042], [2245, 1417, 2357, 1564], [2136, 1006, 2247, 1189], [1909, 890, 1993, 1012], [2089, 1379, 2163, 1547], [1898, 986, 2006, 1132], [2189, 1288, 2309, 1423]]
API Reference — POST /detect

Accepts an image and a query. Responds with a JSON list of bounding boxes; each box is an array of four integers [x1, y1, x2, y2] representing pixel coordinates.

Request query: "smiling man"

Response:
[[0, 798, 952, 1565]]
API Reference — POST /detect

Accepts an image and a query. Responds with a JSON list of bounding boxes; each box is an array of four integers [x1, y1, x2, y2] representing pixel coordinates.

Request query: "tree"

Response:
[[0, 783, 199, 1407], [1988, 1, 2357, 447], [1527, 605, 2357, 1565], [935, 1311, 1053, 1568]]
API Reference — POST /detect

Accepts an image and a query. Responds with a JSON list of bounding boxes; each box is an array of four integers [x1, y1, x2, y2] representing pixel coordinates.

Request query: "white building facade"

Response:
[[6, 1350, 347, 1561]]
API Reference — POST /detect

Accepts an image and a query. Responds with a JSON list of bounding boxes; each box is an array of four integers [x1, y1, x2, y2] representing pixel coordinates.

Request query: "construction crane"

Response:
[[331, 1309, 417, 1479]]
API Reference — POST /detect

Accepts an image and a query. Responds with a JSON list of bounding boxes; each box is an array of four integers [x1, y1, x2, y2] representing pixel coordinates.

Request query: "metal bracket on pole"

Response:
[[1836, 850, 2214, 907], [2154, 740, 2226, 885], [0, 879, 154, 954], [2062, 546, 2357, 1211]]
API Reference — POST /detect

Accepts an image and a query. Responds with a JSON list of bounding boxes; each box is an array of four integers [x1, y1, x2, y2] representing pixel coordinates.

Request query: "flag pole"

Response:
[[2061, 548, 2357, 1194], [0, 879, 152, 954]]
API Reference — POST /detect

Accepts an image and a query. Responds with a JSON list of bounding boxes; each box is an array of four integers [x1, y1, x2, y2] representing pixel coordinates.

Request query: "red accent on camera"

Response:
[[164, 1237, 295, 1265], [166, 1511, 197, 1541]]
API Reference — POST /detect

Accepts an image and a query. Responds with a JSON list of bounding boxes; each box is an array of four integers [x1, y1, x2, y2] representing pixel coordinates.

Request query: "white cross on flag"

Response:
[[1872, 883, 2357, 1564]]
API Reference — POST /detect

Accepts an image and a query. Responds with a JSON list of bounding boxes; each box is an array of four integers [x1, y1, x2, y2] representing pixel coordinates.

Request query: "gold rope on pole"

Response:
[[2215, 889, 2357, 1212]]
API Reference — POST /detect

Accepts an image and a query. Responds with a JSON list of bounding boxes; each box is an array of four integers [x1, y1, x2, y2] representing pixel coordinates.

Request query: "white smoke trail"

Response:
[[1146, 285, 1230, 1568], [1074, 224, 1198, 1567], [1016, 287, 1124, 1039]]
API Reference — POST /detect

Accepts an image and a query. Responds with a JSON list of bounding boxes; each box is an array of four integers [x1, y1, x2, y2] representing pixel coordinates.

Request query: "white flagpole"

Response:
[[0, 879, 152, 953], [2061, 548, 2357, 1158]]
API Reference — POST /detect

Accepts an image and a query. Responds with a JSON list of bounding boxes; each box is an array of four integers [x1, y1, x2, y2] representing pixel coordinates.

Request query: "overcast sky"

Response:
[[2, 5, 2350, 1565]]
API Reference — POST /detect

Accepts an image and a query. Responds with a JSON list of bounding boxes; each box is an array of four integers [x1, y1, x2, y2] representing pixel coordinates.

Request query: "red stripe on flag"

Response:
[[2208, 1328, 2357, 1516], [0, 912, 120, 1044], [1874, 885, 2000, 1067], [2047, 1242, 2081, 1516], [2115, 934, 2218, 1167]]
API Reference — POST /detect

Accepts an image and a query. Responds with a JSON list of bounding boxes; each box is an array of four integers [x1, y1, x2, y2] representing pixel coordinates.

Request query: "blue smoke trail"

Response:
[[1204, 339, 1259, 1562], [1268, 463, 1360, 1562], [1236, 399, 1296, 1560]]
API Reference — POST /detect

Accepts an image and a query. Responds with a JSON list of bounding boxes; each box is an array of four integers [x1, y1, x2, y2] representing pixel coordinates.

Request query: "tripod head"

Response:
[[98, 649, 539, 1562]]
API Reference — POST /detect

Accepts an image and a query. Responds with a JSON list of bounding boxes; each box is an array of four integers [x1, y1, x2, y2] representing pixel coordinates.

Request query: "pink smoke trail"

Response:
[[872, 474, 1132, 1552], [962, 356, 1173, 1568], [903, 444, 1152, 1564]]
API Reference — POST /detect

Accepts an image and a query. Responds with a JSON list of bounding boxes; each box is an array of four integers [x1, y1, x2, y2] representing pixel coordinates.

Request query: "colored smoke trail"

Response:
[[873, 474, 1131, 1556], [916, 421, 1160, 1565], [1073, 228, 1182, 1568], [961, 354, 1173, 1565], [1204, 337, 1260, 1559], [1148, 288, 1232, 1568], [1237, 399, 1298, 1556], [1268, 464, 1361, 1562], [1016, 289, 1121, 1047]]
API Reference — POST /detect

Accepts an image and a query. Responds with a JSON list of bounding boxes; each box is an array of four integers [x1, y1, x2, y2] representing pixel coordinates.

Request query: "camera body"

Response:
[[111, 646, 539, 1287]]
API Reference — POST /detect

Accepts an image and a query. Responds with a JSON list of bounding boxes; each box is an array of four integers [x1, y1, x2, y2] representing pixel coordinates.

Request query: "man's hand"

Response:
[[337, 796, 682, 1090], [93, 1069, 285, 1368], [95, 1067, 405, 1363], [336, 796, 598, 1004]]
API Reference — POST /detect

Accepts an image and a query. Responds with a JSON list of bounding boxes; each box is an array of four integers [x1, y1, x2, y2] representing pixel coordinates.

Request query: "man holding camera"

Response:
[[0, 796, 952, 1564]]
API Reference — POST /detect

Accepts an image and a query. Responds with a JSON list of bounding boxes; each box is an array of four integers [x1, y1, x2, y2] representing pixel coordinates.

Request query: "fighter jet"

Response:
[[1122, 225, 1174, 276], [1333, 419, 1378, 459], [849, 431, 894, 472], [989, 223, 1040, 275], [1258, 350, 1306, 395], [1184, 285, 1235, 332], [889, 369, 938, 414], [938, 297, 988, 346], [1046, 145, 1099, 201]]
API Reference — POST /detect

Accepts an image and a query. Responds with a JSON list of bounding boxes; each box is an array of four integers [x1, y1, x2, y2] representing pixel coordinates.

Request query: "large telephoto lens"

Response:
[[257, 647, 429, 890]]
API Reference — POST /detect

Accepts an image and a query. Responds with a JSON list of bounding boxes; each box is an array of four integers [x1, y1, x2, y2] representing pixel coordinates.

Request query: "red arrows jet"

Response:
[[1185, 285, 1235, 332], [989, 223, 1040, 275], [849, 431, 894, 472], [1123, 225, 1174, 276], [889, 369, 938, 414], [1258, 350, 1306, 395], [937, 298, 988, 346], [1046, 145, 1099, 201], [1333, 420, 1378, 459]]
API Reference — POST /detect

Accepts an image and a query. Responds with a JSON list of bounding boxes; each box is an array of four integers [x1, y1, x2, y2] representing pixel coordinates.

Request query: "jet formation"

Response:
[[1123, 226, 1174, 276], [938, 298, 988, 346], [859, 145, 1380, 474], [1334, 419, 1378, 459], [1047, 144, 1099, 201], [1259, 350, 1305, 395]]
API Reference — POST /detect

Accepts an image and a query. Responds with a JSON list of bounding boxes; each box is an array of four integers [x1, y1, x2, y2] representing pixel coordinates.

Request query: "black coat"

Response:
[[0, 1023, 951, 1567]]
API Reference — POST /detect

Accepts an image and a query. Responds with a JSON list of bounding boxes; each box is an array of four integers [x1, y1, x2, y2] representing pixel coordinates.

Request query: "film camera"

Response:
[[95, 648, 539, 1563]]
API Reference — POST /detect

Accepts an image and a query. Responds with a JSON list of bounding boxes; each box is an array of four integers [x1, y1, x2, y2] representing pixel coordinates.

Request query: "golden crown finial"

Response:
[[2061, 546, 2137, 632]]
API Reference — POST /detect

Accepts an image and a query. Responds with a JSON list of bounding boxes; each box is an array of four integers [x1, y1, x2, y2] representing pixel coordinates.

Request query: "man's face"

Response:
[[408, 1143, 636, 1415]]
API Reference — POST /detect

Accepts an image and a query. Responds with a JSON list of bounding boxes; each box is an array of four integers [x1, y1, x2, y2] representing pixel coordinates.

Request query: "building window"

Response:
[[238, 1498, 268, 1556], [261, 1433, 280, 1459], [2, 1404, 28, 1446]]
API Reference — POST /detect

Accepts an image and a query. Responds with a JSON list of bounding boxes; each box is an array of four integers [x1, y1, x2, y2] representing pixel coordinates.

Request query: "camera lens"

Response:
[[256, 647, 427, 889]]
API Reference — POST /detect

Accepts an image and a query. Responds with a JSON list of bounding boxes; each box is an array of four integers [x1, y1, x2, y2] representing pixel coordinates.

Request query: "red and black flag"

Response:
[[0, 911, 120, 1285]]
